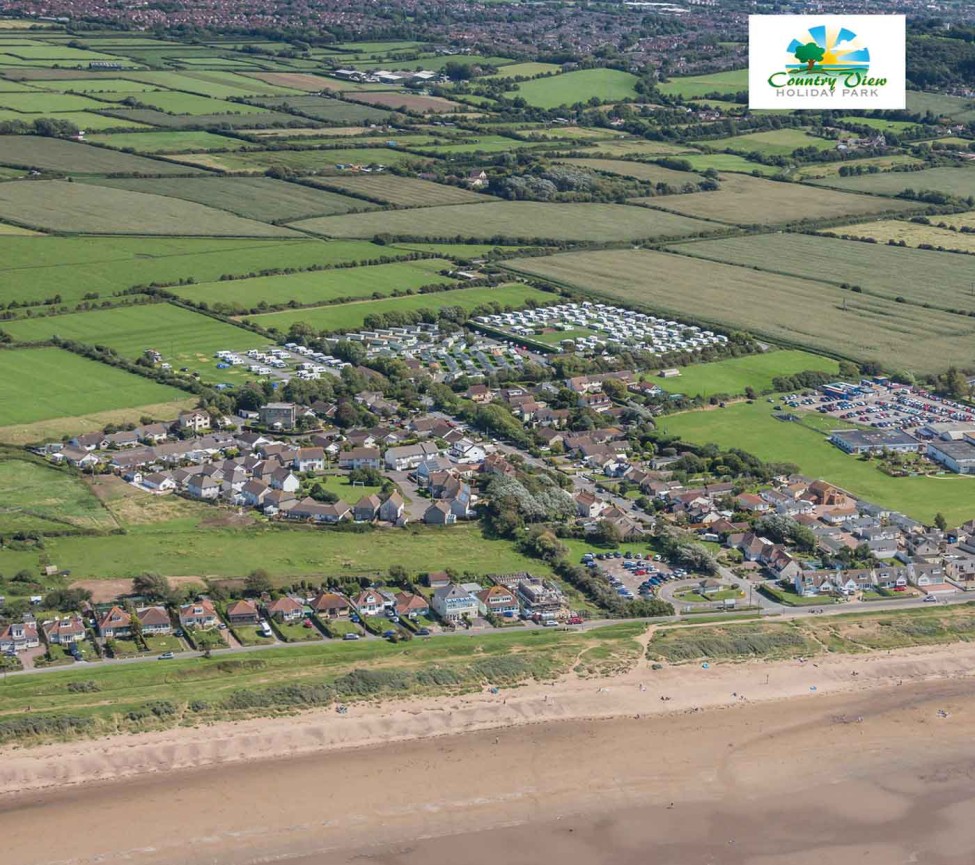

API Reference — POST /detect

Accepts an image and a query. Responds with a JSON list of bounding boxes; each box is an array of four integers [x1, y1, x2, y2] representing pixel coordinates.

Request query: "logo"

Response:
[[749, 15, 905, 110]]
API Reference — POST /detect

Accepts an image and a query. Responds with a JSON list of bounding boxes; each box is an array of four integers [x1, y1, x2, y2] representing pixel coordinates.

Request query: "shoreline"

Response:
[[4, 637, 975, 798]]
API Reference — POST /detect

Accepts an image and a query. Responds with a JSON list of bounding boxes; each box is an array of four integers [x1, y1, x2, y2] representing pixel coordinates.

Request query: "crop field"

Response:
[[0, 236, 397, 307], [652, 350, 840, 398], [171, 146, 427, 174], [95, 107, 301, 129], [1, 303, 268, 381], [639, 174, 917, 226], [0, 91, 107, 112], [0, 456, 115, 535], [507, 248, 975, 373], [122, 90, 269, 116], [411, 135, 554, 156], [506, 68, 640, 108], [696, 128, 835, 156], [291, 201, 721, 242], [659, 400, 975, 524], [793, 154, 923, 179], [665, 233, 975, 315], [344, 91, 465, 113], [248, 283, 553, 334], [249, 94, 391, 123], [822, 218, 975, 254], [86, 130, 250, 153], [119, 70, 303, 99], [811, 166, 975, 198], [0, 135, 194, 174], [90, 176, 375, 222], [245, 71, 353, 92], [557, 157, 702, 186], [486, 62, 561, 79], [310, 174, 487, 206], [171, 258, 459, 311], [0, 181, 298, 236], [587, 138, 698, 158], [657, 69, 748, 99], [0, 347, 187, 427], [675, 152, 782, 175]]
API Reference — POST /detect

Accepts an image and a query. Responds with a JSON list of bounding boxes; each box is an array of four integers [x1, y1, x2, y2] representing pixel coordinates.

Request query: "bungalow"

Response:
[[57, 446, 100, 469], [354, 590, 387, 617], [97, 606, 132, 639], [394, 591, 429, 618], [137, 605, 173, 635], [265, 596, 305, 622], [379, 492, 405, 523], [225, 599, 260, 626], [424, 501, 456, 525], [908, 562, 946, 589], [354, 494, 382, 522], [338, 447, 382, 471], [0, 620, 39, 653], [476, 585, 519, 617], [42, 616, 86, 646], [143, 472, 176, 492], [736, 493, 770, 514], [431, 584, 479, 622], [293, 447, 326, 473], [179, 600, 219, 630], [311, 592, 350, 619]]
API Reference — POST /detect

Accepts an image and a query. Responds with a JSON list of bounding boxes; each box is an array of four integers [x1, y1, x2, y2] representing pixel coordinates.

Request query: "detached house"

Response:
[[42, 616, 86, 646], [339, 447, 381, 471], [354, 494, 382, 522], [178, 410, 210, 433], [265, 596, 304, 622], [97, 606, 132, 639], [431, 584, 479, 623], [137, 606, 173, 635], [0, 620, 38, 654], [379, 492, 405, 523], [226, 599, 260, 626], [423, 501, 456, 525], [179, 600, 219, 630], [293, 448, 326, 473], [476, 585, 519, 617], [394, 592, 429, 618], [311, 592, 350, 619], [354, 591, 387, 617]]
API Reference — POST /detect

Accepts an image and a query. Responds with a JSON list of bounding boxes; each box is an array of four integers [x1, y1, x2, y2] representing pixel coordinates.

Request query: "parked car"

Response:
[[158, 652, 175, 660], [417, 628, 432, 636], [543, 620, 559, 627], [568, 616, 583, 625]]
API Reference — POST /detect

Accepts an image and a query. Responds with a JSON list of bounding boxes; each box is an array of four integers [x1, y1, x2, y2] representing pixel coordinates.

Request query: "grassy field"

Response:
[[675, 153, 783, 176], [586, 139, 704, 159], [506, 68, 640, 108], [0, 91, 108, 112], [121, 90, 270, 116], [665, 233, 975, 316], [0, 236, 397, 307], [696, 128, 836, 157], [811, 166, 975, 198], [248, 283, 553, 334], [0, 455, 116, 534], [171, 147, 427, 174], [486, 62, 561, 79], [0, 347, 188, 427], [651, 350, 840, 398], [2, 304, 268, 382], [639, 174, 916, 226], [823, 219, 975, 254], [0, 134, 193, 175], [659, 400, 975, 523], [793, 154, 924, 180], [557, 157, 700, 186], [86, 130, 251, 154], [89, 176, 374, 222], [310, 174, 487, 207], [0, 181, 298, 236], [172, 258, 458, 310], [95, 107, 300, 129], [507, 248, 975, 373], [0, 622, 646, 745], [291, 201, 721, 242], [657, 69, 748, 99], [343, 91, 464, 113], [905, 91, 975, 123], [250, 94, 391, 123]]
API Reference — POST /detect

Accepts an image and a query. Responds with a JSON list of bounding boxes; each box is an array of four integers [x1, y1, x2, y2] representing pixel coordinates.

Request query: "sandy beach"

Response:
[[5, 639, 975, 864]]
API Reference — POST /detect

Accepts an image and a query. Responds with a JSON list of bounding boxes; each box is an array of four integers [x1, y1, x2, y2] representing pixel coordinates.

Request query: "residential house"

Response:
[[179, 600, 219, 630], [186, 475, 220, 501], [386, 442, 441, 471], [265, 596, 305, 622], [42, 616, 86, 646], [736, 493, 771, 514], [431, 584, 479, 622], [0, 620, 38, 653], [240, 480, 270, 508], [425, 571, 452, 589], [338, 447, 382, 471], [424, 501, 456, 525], [354, 590, 387, 617], [379, 492, 405, 523], [354, 494, 382, 522], [311, 592, 350, 619], [476, 585, 519, 617], [394, 592, 429, 618], [137, 606, 173, 635], [946, 556, 975, 586], [178, 410, 211, 433], [293, 447, 326, 473], [575, 490, 607, 519], [225, 599, 260, 626], [97, 606, 132, 639], [143, 472, 176, 492], [269, 469, 301, 493]]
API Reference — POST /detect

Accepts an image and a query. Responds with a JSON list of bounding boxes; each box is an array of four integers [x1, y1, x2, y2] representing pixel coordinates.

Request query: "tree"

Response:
[[43, 587, 92, 613], [132, 572, 171, 602], [794, 42, 825, 71], [245, 569, 273, 596], [934, 512, 948, 532], [592, 519, 623, 547]]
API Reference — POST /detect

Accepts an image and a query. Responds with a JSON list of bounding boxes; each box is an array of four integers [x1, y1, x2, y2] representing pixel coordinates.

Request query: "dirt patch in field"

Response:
[[198, 510, 255, 529], [71, 575, 206, 603], [85, 475, 203, 526]]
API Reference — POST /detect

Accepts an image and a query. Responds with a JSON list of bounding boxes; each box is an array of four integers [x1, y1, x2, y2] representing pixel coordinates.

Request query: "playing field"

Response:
[[290, 201, 721, 242], [247, 284, 553, 334], [810, 166, 975, 199], [660, 401, 975, 524], [0, 236, 398, 307], [664, 232, 975, 315], [506, 68, 640, 108], [653, 350, 840, 398], [89, 176, 375, 222], [506, 248, 975, 373], [638, 174, 917, 226], [0, 135, 194, 175], [86, 130, 251, 153], [310, 174, 487, 207], [1, 304, 268, 381], [0, 181, 298, 236], [696, 128, 835, 157], [0, 347, 187, 426], [822, 219, 975, 255], [657, 69, 748, 99], [171, 258, 459, 311]]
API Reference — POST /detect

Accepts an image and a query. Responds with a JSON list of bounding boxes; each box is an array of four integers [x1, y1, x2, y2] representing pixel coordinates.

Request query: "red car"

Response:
[[568, 616, 584, 625]]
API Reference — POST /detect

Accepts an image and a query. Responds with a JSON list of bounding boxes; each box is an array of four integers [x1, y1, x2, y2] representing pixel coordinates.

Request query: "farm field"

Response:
[[660, 400, 975, 524], [247, 283, 553, 334], [1, 303, 268, 381], [557, 157, 700, 186], [86, 130, 251, 153], [507, 248, 975, 373], [485, 62, 561, 79], [0, 91, 107, 112], [0, 134, 195, 174], [653, 350, 840, 398], [343, 91, 465, 113], [639, 173, 917, 226], [587, 138, 698, 158], [121, 90, 270, 116], [94, 107, 301, 129], [0, 347, 187, 427], [171, 258, 459, 311], [89, 176, 375, 222], [0, 456, 115, 535], [0, 236, 397, 307], [657, 69, 748, 99], [170, 147, 427, 174], [505, 68, 640, 108], [664, 232, 975, 315], [309, 174, 487, 206], [244, 71, 354, 92], [0, 181, 298, 236], [411, 135, 555, 156], [905, 91, 975, 123], [793, 154, 923, 179], [676, 152, 782, 175], [121, 70, 305, 98], [822, 218, 975, 254], [811, 166, 975, 198], [249, 94, 391, 123], [291, 201, 722, 242], [696, 128, 835, 156]]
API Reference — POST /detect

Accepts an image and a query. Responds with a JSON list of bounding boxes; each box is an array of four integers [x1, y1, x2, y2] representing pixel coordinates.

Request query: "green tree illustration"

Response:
[[794, 42, 825, 71]]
